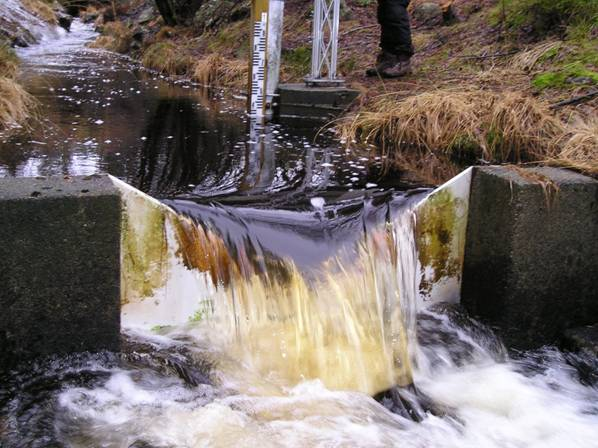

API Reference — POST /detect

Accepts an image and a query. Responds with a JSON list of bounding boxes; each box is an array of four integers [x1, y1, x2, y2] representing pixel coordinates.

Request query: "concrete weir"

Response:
[[0, 166, 596, 364], [461, 166, 598, 348], [0, 175, 121, 366]]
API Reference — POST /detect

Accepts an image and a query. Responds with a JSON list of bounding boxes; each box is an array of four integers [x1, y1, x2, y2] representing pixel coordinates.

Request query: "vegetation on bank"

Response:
[[80, 0, 598, 182], [21, 0, 58, 25], [0, 44, 35, 131], [339, 0, 598, 181]]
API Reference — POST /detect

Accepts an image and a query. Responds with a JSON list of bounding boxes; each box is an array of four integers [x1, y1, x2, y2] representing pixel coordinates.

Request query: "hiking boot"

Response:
[[366, 51, 398, 77], [380, 57, 413, 78]]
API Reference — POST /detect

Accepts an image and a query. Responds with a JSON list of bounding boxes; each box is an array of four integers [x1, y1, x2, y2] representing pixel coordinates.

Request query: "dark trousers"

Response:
[[378, 0, 414, 58]]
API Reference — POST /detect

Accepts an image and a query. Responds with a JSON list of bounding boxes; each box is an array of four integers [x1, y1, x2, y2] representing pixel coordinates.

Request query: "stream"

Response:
[[1, 16, 598, 448]]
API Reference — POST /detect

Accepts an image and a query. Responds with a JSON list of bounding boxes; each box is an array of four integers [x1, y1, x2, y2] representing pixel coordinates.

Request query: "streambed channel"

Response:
[[1, 19, 598, 448]]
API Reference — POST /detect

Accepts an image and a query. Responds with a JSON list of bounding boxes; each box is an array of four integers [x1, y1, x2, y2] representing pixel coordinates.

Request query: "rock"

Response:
[[567, 76, 595, 85], [564, 325, 598, 355], [82, 11, 99, 24], [12, 30, 36, 48], [448, 0, 495, 21], [131, 26, 144, 42], [136, 6, 156, 24], [411, 2, 444, 28], [193, 0, 250, 32], [56, 12, 72, 32], [155, 0, 205, 26]]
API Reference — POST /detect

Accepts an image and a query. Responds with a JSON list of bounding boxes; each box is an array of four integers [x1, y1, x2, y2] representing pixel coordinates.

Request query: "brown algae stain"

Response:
[[416, 188, 467, 295], [171, 216, 234, 287]]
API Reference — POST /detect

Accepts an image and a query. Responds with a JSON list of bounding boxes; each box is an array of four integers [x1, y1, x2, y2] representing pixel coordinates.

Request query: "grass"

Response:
[[0, 45, 19, 79], [21, 0, 58, 25], [206, 19, 250, 59], [141, 41, 192, 75], [0, 44, 35, 130], [341, 89, 562, 159], [340, 87, 598, 181], [192, 53, 247, 89], [552, 119, 598, 175], [281, 46, 312, 80], [89, 21, 133, 54], [0, 78, 36, 129]]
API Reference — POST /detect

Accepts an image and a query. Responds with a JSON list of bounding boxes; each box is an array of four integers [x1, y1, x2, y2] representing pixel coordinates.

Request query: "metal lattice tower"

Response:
[[306, 0, 343, 86]]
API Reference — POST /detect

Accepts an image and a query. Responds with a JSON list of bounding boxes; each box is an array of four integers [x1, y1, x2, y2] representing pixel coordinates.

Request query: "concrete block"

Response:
[[277, 83, 359, 121], [0, 175, 121, 367], [461, 166, 598, 348]]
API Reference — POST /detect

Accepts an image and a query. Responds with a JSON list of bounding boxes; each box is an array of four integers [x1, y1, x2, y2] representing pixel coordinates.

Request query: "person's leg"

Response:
[[379, 0, 414, 59], [368, 0, 414, 77]]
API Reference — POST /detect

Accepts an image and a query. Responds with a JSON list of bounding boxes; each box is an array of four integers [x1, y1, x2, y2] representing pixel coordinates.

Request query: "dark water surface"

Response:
[[0, 21, 417, 206]]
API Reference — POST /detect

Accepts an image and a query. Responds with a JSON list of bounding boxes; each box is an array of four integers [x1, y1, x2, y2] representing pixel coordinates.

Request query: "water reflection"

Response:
[[135, 96, 244, 196], [0, 20, 421, 204]]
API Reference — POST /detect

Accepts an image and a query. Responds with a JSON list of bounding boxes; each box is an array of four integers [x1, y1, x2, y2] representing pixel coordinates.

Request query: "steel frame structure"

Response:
[[306, 0, 343, 86]]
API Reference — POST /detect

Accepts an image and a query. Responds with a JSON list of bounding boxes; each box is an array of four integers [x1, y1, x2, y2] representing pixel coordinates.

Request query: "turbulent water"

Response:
[[0, 0, 66, 46], [1, 9, 598, 448]]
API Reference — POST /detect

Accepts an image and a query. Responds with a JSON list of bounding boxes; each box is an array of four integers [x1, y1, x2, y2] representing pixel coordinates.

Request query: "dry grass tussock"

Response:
[[21, 0, 57, 25], [0, 45, 35, 130], [0, 77, 36, 129], [192, 54, 247, 89], [0, 45, 18, 79], [510, 41, 563, 72], [141, 41, 192, 75], [340, 89, 564, 166], [89, 21, 133, 54], [551, 119, 598, 175]]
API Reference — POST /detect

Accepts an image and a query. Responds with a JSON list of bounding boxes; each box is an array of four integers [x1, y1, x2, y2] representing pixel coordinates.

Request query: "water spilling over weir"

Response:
[[1, 7, 598, 448]]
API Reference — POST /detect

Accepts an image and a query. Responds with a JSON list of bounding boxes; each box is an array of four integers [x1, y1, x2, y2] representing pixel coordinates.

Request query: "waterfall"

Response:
[[0, 0, 64, 46], [116, 178, 423, 396]]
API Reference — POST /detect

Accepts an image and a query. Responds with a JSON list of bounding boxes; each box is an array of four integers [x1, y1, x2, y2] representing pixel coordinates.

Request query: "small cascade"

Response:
[[0, 0, 65, 46], [198, 216, 418, 395], [117, 179, 424, 396]]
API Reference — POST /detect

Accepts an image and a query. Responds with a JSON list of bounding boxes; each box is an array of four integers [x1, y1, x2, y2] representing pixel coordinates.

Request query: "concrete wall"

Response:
[[461, 166, 598, 348], [1, 165, 596, 364], [0, 175, 121, 368]]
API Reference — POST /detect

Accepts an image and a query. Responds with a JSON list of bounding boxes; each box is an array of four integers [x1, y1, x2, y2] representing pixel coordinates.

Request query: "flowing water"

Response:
[[1, 10, 598, 448]]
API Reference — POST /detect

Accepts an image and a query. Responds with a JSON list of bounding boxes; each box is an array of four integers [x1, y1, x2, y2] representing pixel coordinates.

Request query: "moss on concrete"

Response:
[[121, 195, 169, 303], [416, 188, 466, 295]]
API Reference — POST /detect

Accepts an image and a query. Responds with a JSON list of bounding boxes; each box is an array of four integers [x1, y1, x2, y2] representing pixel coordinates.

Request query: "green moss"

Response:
[[338, 56, 358, 76], [416, 189, 466, 294], [447, 134, 482, 163], [282, 46, 312, 79], [121, 203, 169, 302], [533, 62, 598, 89]]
